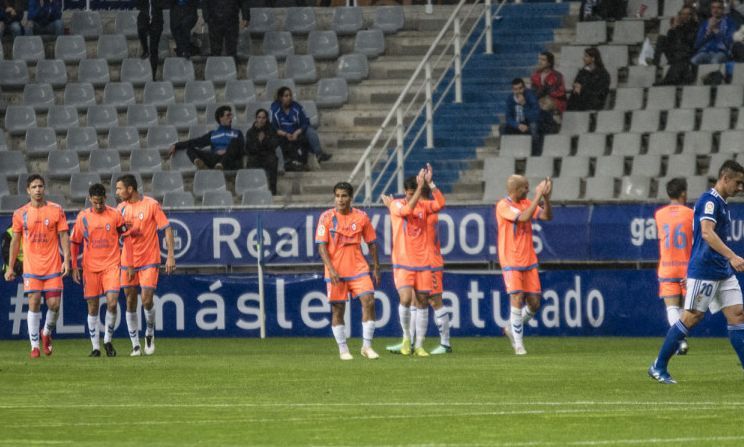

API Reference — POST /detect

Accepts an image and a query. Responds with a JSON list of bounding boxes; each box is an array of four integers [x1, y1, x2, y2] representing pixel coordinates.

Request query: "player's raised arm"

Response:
[[539, 177, 553, 221], [424, 163, 446, 212]]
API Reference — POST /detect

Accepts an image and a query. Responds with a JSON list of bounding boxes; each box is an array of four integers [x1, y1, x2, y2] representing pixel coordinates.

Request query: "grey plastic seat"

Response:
[[166, 104, 198, 130], [732, 63, 744, 85], [660, 175, 708, 200], [88, 149, 122, 175], [25, 128, 58, 155], [248, 8, 277, 34], [202, 190, 233, 207], [77, 59, 110, 87], [611, 133, 642, 156], [237, 29, 252, 61], [575, 21, 607, 45], [0, 176, 9, 198], [719, 130, 744, 154], [499, 135, 532, 158], [162, 191, 195, 208], [108, 126, 141, 152], [647, 132, 678, 155], [336, 53, 369, 83], [0, 60, 30, 88], [550, 176, 581, 201], [224, 80, 257, 107], [482, 157, 516, 189], [524, 157, 554, 178], [700, 107, 731, 131], [709, 153, 737, 175], [301, 100, 319, 127], [598, 45, 629, 69], [625, 65, 656, 88], [619, 176, 652, 199], [354, 29, 385, 58], [115, 10, 138, 38], [285, 55, 317, 84], [47, 105, 79, 133], [129, 149, 162, 174], [71, 11, 102, 38], [680, 86, 711, 109], [169, 149, 196, 173], [576, 134, 608, 156], [373, 6, 404, 34], [120, 58, 153, 86], [632, 154, 662, 177], [682, 131, 713, 154], [64, 83, 97, 112], [0, 194, 31, 211], [70, 172, 102, 200], [66, 127, 99, 153], [286, 7, 316, 34], [613, 88, 643, 110], [695, 64, 722, 85], [715, 84, 744, 107], [146, 125, 178, 152], [126, 104, 160, 130], [542, 134, 572, 157], [0, 131, 8, 151], [666, 153, 698, 176], [184, 81, 216, 109], [630, 110, 660, 133], [23, 83, 55, 111], [595, 110, 626, 133], [665, 109, 696, 132], [264, 78, 297, 101], [595, 156, 625, 177], [13, 36, 44, 63], [235, 169, 269, 194], [97, 35, 129, 62], [151, 171, 184, 199], [316, 78, 348, 108], [247, 56, 279, 83], [0, 152, 27, 176], [242, 190, 272, 205], [584, 176, 617, 200], [262, 31, 294, 59], [5, 105, 37, 135], [612, 20, 644, 44], [162, 57, 195, 86], [559, 111, 591, 134], [307, 30, 340, 61], [333, 7, 363, 35], [103, 82, 136, 110], [35, 59, 66, 87], [193, 170, 226, 197], [205, 57, 237, 84], [47, 150, 80, 177], [559, 45, 588, 68], [87, 105, 119, 132], [54, 35, 87, 63], [646, 86, 676, 110], [188, 124, 213, 140], [143, 81, 176, 109]]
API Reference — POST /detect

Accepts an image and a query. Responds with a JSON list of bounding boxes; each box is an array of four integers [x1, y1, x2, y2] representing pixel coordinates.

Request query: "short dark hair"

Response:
[[540, 51, 555, 68], [215, 105, 232, 124], [276, 86, 292, 101], [116, 174, 138, 192], [255, 108, 269, 119], [26, 174, 45, 187], [666, 177, 687, 199], [333, 182, 353, 196], [404, 175, 418, 191], [711, 0, 724, 5], [88, 183, 106, 198], [718, 159, 744, 179], [511, 78, 525, 87]]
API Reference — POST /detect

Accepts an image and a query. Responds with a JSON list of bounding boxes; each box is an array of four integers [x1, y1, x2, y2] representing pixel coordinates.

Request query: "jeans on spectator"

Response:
[[186, 143, 244, 171], [2, 21, 24, 38], [29, 20, 64, 36], [305, 126, 322, 156], [691, 51, 729, 65], [503, 122, 543, 156], [170, 4, 198, 58]]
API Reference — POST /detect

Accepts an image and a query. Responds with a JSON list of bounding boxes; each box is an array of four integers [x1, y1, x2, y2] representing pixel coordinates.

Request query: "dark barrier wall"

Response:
[[64, 1, 135, 8], [0, 270, 732, 340]]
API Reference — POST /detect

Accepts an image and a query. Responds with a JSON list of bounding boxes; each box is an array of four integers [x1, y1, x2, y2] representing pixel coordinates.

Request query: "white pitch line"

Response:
[[364, 435, 744, 447]]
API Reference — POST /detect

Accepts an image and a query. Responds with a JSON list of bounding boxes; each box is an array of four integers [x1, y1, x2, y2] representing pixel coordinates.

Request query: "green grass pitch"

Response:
[[1, 337, 744, 446]]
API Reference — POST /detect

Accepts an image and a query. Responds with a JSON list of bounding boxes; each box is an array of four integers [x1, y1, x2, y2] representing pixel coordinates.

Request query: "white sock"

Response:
[[522, 307, 536, 325], [144, 307, 156, 337], [87, 315, 100, 351], [28, 311, 41, 349], [434, 307, 450, 347], [104, 311, 115, 344], [415, 307, 429, 349], [510, 306, 524, 347], [362, 321, 375, 349], [332, 325, 349, 354], [398, 304, 411, 340], [42, 309, 59, 336], [408, 306, 417, 341], [666, 306, 681, 327], [126, 311, 140, 348]]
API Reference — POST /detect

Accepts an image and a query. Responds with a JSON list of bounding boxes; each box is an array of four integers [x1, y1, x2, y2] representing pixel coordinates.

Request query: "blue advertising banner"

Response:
[[0, 270, 732, 340]]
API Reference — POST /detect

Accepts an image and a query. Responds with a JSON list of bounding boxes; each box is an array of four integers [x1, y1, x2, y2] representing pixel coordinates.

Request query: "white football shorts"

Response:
[[685, 276, 743, 314]]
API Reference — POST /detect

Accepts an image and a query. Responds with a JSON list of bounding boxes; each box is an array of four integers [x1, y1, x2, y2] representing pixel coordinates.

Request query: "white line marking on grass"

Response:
[[384, 435, 744, 447], [0, 441, 71, 445]]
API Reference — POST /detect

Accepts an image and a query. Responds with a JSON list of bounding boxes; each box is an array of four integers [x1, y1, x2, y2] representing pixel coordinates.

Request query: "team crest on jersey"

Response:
[[138, 212, 144, 220], [318, 225, 326, 236], [24, 279, 29, 286], [351, 223, 357, 231], [105, 223, 111, 231], [44, 218, 49, 227], [704, 201, 715, 215]]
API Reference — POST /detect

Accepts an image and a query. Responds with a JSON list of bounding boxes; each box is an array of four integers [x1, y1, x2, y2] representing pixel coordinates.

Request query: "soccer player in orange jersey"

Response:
[[654, 178, 694, 355], [316, 182, 380, 360], [4, 175, 70, 358], [115, 174, 175, 356], [497, 175, 552, 355], [382, 164, 445, 357], [71, 184, 134, 357]]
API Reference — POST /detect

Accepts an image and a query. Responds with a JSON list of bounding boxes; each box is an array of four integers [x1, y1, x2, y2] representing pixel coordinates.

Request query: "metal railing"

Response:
[[348, 0, 506, 205]]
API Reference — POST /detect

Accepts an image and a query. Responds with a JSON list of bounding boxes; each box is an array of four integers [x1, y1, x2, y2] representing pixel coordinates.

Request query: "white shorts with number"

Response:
[[684, 276, 743, 314]]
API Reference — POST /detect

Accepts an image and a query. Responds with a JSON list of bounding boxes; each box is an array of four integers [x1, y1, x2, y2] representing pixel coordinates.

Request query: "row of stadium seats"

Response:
[[558, 108, 744, 135], [610, 85, 744, 111]]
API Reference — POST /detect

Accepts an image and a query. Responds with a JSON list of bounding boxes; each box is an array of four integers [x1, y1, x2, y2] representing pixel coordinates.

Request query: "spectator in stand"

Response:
[[566, 47, 610, 111], [245, 109, 279, 195], [26, 0, 62, 36], [530, 51, 566, 134], [170, 0, 199, 59], [503, 78, 543, 156], [0, 0, 26, 38], [691, 0, 735, 64], [579, 0, 626, 21], [654, 6, 698, 84], [137, 0, 168, 79], [205, 0, 249, 59], [167, 105, 245, 171]]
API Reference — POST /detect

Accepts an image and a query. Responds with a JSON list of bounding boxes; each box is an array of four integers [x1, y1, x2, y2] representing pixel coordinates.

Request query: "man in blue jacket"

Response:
[[691, 0, 735, 64], [26, 0, 63, 36], [168, 105, 245, 170], [503, 78, 543, 156]]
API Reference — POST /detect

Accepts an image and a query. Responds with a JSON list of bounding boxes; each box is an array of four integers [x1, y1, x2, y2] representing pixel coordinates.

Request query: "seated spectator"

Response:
[[168, 105, 244, 170], [654, 6, 698, 84], [530, 51, 566, 134], [566, 47, 610, 111], [503, 78, 543, 156], [691, 0, 735, 65], [0, 0, 25, 38], [26, 0, 63, 36], [580, 0, 626, 21], [245, 109, 279, 195]]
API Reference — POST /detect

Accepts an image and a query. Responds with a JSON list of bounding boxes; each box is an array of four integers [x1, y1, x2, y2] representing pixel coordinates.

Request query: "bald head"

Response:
[[507, 175, 529, 200]]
